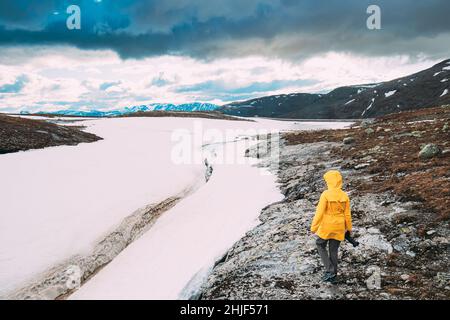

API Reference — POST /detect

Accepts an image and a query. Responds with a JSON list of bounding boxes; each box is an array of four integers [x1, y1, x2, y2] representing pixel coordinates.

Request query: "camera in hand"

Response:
[[345, 231, 359, 247]]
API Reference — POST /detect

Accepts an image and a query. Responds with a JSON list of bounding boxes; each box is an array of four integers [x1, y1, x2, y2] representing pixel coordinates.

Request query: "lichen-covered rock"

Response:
[[343, 137, 355, 145], [419, 144, 441, 159], [365, 128, 375, 135]]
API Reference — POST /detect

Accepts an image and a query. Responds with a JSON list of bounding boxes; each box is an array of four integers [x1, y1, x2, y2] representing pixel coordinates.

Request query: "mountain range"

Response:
[[20, 102, 219, 117], [20, 59, 450, 119], [219, 59, 450, 119]]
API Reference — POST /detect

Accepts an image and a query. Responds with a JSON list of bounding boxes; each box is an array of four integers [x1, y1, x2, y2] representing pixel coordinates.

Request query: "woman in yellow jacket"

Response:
[[311, 170, 352, 284]]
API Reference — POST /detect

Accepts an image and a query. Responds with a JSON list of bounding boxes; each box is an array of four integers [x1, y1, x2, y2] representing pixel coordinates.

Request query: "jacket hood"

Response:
[[324, 170, 343, 190]]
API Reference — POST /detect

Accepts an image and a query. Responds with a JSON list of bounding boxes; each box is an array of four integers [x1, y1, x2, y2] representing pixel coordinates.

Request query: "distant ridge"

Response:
[[219, 59, 450, 119], [21, 102, 219, 117]]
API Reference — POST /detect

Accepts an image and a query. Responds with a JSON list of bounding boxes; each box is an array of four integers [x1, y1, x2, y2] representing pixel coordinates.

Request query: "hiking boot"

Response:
[[322, 272, 333, 282], [325, 274, 338, 284]]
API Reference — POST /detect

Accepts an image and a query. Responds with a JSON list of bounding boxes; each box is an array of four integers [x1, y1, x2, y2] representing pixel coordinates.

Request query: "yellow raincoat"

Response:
[[310, 170, 352, 241]]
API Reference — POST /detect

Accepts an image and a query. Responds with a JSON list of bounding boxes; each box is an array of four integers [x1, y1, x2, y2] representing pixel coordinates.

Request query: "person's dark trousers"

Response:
[[316, 237, 341, 275]]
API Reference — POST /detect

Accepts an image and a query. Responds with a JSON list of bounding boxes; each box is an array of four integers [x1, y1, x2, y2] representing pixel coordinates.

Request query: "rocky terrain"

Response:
[[220, 59, 450, 119], [0, 114, 101, 154], [201, 105, 450, 300]]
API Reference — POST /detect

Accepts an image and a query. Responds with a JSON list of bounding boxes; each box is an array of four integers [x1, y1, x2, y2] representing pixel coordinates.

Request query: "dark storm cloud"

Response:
[[0, 0, 449, 60]]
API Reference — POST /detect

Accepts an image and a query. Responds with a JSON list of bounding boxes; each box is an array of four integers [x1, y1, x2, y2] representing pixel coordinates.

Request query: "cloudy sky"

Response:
[[0, 0, 449, 112]]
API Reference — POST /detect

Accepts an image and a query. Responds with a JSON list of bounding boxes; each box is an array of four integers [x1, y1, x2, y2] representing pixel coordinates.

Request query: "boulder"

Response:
[[436, 272, 450, 286], [343, 137, 355, 145], [367, 227, 381, 234], [392, 131, 422, 140], [443, 123, 449, 132], [419, 144, 441, 159], [358, 232, 393, 253], [365, 266, 382, 290], [360, 119, 374, 128], [400, 274, 410, 281]]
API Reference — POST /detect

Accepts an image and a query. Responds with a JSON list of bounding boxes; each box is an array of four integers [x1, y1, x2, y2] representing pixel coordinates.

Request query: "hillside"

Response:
[[0, 114, 101, 154], [219, 59, 450, 119]]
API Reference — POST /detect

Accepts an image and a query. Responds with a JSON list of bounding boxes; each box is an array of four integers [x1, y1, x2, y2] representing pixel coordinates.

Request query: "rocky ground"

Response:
[[201, 105, 450, 300], [0, 114, 101, 154]]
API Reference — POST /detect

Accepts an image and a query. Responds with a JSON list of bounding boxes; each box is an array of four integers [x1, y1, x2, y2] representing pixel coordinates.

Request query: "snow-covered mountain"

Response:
[[23, 102, 219, 117], [219, 59, 450, 119]]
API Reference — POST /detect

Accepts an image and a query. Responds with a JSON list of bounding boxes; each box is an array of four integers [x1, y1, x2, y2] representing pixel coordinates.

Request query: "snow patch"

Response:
[[434, 71, 443, 77], [354, 84, 380, 89], [361, 98, 375, 117], [441, 78, 448, 83], [345, 99, 355, 105], [384, 90, 397, 98], [440, 89, 448, 97], [0, 118, 211, 296], [70, 138, 282, 299]]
